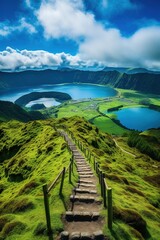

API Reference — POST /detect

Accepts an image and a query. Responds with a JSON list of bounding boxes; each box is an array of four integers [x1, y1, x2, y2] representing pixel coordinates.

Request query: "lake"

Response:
[[110, 107, 160, 131], [0, 83, 117, 107]]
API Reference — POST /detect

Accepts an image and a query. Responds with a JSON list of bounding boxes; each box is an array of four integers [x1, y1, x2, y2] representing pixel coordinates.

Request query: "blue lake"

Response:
[[110, 107, 160, 131], [0, 83, 117, 107]]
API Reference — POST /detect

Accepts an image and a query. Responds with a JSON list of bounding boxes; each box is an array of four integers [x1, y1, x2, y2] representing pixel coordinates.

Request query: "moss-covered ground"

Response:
[[0, 119, 79, 240]]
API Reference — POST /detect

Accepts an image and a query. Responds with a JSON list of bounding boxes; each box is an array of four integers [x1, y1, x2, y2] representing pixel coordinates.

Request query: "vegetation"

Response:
[[0, 116, 160, 239], [0, 100, 45, 122], [0, 86, 160, 239], [107, 105, 123, 112], [0, 119, 78, 239], [128, 131, 160, 161]]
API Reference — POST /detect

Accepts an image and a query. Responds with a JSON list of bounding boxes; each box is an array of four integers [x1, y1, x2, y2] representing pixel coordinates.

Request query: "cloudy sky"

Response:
[[0, 0, 160, 71]]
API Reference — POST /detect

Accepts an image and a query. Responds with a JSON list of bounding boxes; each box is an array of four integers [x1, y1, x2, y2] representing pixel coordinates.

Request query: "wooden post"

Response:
[[94, 159, 96, 170], [103, 174, 107, 208], [107, 188, 113, 230], [59, 167, 66, 195], [100, 171, 103, 197], [69, 162, 72, 183], [71, 156, 74, 173], [88, 150, 90, 160], [80, 143, 82, 151], [96, 162, 98, 174], [43, 185, 52, 235]]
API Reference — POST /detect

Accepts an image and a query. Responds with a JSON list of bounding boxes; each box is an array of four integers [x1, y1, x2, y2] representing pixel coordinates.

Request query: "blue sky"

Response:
[[0, 0, 160, 71]]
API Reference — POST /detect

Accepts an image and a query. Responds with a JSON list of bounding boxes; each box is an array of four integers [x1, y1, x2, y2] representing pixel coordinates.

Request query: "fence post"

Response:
[[103, 174, 107, 208], [43, 184, 52, 235], [69, 163, 72, 183], [96, 162, 98, 174], [100, 171, 104, 197], [94, 158, 96, 170], [107, 188, 113, 230], [59, 167, 66, 195]]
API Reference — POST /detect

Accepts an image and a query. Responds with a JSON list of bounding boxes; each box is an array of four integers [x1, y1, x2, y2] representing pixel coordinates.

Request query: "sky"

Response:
[[0, 0, 160, 71]]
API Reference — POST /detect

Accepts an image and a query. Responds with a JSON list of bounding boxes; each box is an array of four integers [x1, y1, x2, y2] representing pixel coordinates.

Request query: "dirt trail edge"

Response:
[[59, 130, 105, 240]]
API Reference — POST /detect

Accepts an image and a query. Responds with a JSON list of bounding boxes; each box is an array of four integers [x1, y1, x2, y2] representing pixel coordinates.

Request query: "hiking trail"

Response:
[[59, 130, 105, 240]]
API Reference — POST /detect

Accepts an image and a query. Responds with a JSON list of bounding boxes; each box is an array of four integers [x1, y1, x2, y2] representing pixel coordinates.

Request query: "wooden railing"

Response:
[[60, 126, 113, 230], [43, 126, 113, 238], [42, 155, 74, 237]]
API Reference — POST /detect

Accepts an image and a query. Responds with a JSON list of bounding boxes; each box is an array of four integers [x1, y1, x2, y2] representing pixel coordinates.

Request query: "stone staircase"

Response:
[[59, 131, 104, 240]]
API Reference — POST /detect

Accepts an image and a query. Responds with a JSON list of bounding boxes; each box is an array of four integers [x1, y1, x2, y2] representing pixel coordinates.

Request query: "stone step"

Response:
[[76, 161, 86, 164], [76, 163, 89, 166], [61, 230, 104, 240], [77, 170, 92, 173], [70, 195, 96, 203], [76, 165, 90, 168], [77, 167, 91, 170], [78, 180, 94, 184], [74, 154, 84, 157], [78, 171, 93, 175], [74, 188, 97, 194], [78, 183, 96, 188], [79, 174, 94, 178], [65, 211, 100, 221], [76, 160, 86, 163]]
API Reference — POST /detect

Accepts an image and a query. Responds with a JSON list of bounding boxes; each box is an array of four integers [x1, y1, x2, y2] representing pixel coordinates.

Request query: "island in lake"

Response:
[[15, 91, 72, 107]]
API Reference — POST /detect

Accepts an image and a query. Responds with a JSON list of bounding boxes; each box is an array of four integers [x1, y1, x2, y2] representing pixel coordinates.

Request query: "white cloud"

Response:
[[0, 0, 160, 71], [79, 26, 160, 69], [25, 0, 32, 8], [18, 18, 37, 34], [0, 47, 95, 71], [35, 0, 160, 70], [36, 0, 103, 39], [0, 18, 36, 37], [0, 48, 61, 70]]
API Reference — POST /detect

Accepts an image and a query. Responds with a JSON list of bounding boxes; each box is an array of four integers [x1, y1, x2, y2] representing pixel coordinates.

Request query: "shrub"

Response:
[[2, 198, 34, 214], [128, 132, 160, 161], [19, 180, 38, 194], [0, 217, 8, 231], [113, 207, 147, 237], [33, 222, 46, 235], [2, 221, 26, 237]]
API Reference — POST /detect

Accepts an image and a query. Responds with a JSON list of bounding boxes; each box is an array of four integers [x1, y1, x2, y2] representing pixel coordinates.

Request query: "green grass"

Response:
[[0, 119, 78, 240], [93, 116, 129, 135]]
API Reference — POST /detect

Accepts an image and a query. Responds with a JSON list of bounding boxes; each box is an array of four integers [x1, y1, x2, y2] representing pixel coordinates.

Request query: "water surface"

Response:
[[0, 83, 117, 107], [110, 107, 160, 131]]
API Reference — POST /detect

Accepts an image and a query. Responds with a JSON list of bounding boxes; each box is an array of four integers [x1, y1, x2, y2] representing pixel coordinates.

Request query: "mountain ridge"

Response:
[[0, 69, 160, 94]]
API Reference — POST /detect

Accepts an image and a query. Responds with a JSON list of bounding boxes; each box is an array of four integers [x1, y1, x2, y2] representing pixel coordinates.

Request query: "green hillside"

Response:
[[0, 101, 45, 122], [0, 69, 160, 94], [0, 117, 159, 240]]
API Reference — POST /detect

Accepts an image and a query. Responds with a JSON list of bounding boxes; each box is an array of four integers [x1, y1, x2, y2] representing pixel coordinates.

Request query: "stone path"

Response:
[[59, 131, 104, 240]]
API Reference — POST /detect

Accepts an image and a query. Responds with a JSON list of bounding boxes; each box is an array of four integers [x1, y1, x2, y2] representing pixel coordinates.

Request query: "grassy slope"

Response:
[[0, 100, 45, 122], [0, 119, 78, 240], [0, 88, 160, 239], [58, 117, 160, 240]]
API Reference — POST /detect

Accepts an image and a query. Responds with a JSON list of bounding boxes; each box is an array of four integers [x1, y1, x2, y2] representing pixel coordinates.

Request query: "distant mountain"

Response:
[[103, 67, 160, 74], [0, 100, 45, 122], [0, 69, 160, 94]]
